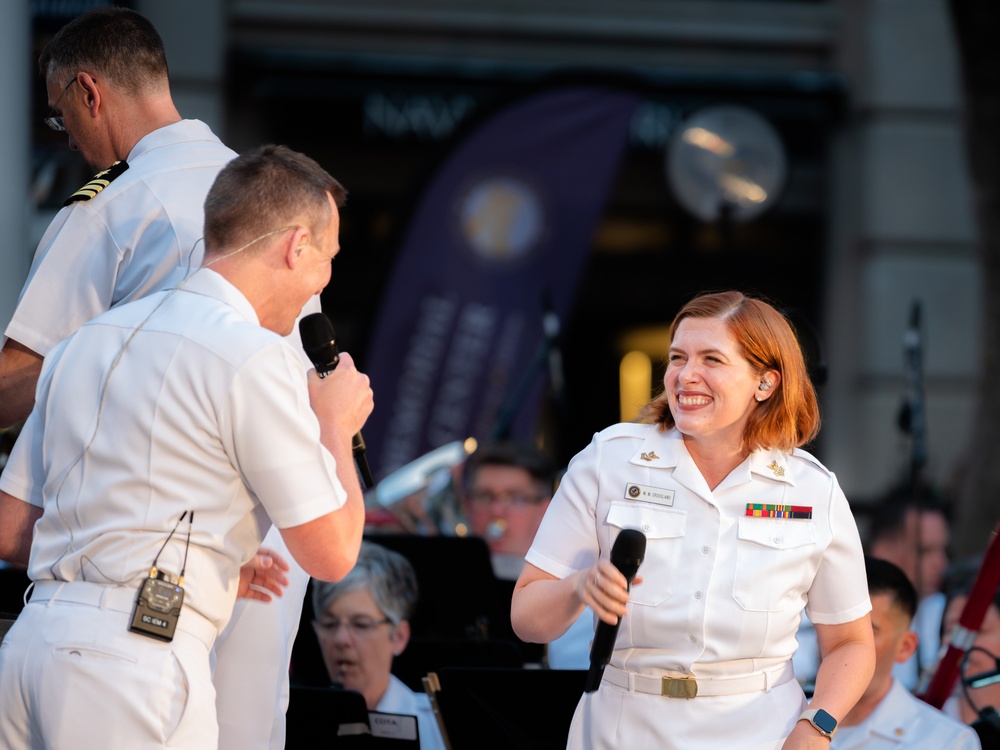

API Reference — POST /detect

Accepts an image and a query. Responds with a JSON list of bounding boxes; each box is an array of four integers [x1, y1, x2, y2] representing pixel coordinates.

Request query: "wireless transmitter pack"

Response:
[[128, 510, 193, 643], [129, 570, 183, 642]]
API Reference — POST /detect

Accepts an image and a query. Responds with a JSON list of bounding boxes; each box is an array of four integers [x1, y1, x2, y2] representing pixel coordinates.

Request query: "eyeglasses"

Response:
[[44, 78, 77, 132], [467, 489, 546, 507], [313, 616, 392, 638]]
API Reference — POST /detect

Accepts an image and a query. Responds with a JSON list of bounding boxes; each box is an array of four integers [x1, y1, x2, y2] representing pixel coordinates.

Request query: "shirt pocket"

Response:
[[606, 501, 687, 607], [732, 517, 817, 612]]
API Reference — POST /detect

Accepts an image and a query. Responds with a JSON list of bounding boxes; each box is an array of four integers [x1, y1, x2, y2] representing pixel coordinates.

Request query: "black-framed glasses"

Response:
[[467, 489, 546, 507], [44, 78, 77, 132], [313, 616, 392, 638], [963, 645, 1000, 690]]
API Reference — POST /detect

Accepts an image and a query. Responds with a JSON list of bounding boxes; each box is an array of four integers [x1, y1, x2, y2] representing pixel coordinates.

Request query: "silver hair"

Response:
[[311, 541, 419, 626]]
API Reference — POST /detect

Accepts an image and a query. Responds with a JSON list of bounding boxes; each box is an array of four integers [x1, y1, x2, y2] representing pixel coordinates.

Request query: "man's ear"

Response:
[[895, 629, 919, 664], [77, 72, 101, 116], [285, 226, 310, 268]]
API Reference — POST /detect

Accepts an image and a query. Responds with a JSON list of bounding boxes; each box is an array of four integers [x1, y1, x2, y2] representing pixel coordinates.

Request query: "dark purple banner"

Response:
[[363, 86, 641, 478]]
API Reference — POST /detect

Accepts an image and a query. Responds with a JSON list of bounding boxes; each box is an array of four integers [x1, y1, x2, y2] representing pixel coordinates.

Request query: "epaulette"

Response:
[[63, 160, 129, 206]]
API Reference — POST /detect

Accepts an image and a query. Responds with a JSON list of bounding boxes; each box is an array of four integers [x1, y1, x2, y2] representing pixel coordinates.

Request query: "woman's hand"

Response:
[[577, 561, 642, 625], [237, 546, 291, 601]]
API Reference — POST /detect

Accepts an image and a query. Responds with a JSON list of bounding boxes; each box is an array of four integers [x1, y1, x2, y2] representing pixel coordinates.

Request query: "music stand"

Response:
[[363, 534, 545, 664], [362, 534, 499, 639], [0, 566, 30, 614], [426, 667, 586, 750], [391, 636, 523, 691], [286, 686, 420, 749]]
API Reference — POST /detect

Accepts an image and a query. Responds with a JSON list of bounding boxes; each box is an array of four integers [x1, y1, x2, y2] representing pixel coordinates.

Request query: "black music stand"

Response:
[[286, 686, 420, 749], [364, 534, 545, 665], [0, 566, 30, 615], [426, 667, 586, 750], [362, 534, 500, 639], [391, 636, 523, 691]]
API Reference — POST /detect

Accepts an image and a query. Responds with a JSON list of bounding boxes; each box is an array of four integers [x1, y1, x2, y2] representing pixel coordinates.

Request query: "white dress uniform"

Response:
[[525, 424, 871, 750], [0, 269, 347, 749], [832, 679, 981, 749], [1, 118, 321, 750], [377, 674, 447, 750], [5, 119, 235, 356]]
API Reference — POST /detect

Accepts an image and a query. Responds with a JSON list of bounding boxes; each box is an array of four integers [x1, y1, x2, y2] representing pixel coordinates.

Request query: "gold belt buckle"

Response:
[[661, 676, 698, 699]]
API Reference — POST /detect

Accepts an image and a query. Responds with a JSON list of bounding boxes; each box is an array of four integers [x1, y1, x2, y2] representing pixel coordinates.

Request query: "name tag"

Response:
[[369, 713, 418, 741], [625, 482, 675, 507]]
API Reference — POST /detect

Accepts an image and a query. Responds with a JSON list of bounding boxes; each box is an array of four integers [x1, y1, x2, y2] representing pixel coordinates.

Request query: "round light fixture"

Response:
[[666, 104, 787, 223]]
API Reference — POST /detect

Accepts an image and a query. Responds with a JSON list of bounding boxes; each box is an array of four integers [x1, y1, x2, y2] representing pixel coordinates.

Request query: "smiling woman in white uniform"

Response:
[[512, 290, 875, 750]]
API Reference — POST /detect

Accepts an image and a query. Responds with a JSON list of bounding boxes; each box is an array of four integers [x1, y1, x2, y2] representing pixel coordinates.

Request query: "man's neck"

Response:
[[842, 677, 893, 727], [111, 96, 183, 161]]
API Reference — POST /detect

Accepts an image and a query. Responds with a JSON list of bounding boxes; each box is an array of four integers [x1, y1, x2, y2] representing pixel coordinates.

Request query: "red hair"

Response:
[[639, 290, 820, 452]]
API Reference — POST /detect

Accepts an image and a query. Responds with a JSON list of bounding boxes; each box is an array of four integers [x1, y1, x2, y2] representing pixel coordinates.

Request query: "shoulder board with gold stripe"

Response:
[[63, 160, 130, 206]]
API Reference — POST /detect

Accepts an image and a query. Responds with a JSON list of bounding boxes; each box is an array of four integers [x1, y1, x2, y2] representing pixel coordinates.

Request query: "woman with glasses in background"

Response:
[[311, 541, 446, 750]]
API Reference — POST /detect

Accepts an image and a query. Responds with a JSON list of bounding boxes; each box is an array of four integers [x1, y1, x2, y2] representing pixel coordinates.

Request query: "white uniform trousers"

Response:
[[213, 525, 311, 750], [0, 583, 217, 749]]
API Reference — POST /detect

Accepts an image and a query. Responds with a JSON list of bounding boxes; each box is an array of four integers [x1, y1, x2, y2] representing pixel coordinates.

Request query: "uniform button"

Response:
[[641, 522, 651, 533], [689, 634, 698, 644], [773, 536, 783, 544], [701, 546, 710, 554], [694, 591, 702, 599]]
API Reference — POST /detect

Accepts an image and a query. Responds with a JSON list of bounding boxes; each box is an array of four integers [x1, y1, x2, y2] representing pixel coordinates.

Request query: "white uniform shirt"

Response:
[[833, 679, 981, 749], [376, 674, 446, 750], [526, 424, 870, 749], [4, 119, 235, 357], [0, 269, 346, 631], [527, 424, 871, 676]]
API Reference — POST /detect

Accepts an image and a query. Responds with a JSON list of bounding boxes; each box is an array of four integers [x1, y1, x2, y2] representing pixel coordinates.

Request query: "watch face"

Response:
[[813, 709, 838, 734]]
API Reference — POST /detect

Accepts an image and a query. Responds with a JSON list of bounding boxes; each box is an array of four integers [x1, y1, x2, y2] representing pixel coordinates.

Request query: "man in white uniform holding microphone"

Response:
[[0, 9, 323, 746], [0, 144, 373, 749]]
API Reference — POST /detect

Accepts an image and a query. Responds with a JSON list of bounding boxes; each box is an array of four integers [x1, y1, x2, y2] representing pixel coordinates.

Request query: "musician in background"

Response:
[[463, 441, 554, 580], [463, 441, 592, 668], [831, 557, 980, 749], [311, 542, 446, 750], [869, 489, 952, 691], [941, 573, 1000, 739]]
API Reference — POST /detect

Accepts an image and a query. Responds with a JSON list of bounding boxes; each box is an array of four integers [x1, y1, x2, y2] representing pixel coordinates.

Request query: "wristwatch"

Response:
[[798, 708, 838, 740]]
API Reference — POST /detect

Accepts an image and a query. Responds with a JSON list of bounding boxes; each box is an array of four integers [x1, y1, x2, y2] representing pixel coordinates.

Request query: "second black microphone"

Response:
[[298, 312, 374, 489], [584, 528, 646, 693]]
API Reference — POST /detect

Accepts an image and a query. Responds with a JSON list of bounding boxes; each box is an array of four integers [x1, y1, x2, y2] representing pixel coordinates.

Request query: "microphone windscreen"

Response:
[[299, 312, 339, 374], [610, 529, 646, 581]]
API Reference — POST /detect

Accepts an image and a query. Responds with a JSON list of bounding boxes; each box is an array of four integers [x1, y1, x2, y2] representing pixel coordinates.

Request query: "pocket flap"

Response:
[[606, 501, 686, 540], [737, 517, 816, 549]]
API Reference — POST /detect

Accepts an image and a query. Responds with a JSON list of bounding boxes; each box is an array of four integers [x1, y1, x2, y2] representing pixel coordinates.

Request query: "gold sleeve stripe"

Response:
[[63, 160, 130, 206]]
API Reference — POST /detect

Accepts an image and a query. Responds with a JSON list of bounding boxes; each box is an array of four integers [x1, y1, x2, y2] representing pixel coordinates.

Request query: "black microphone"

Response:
[[584, 528, 646, 693], [299, 312, 374, 489]]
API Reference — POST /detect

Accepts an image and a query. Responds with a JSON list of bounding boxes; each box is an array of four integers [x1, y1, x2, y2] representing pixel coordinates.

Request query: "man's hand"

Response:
[[307, 351, 373, 444], [237, 546, 291, 602]]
